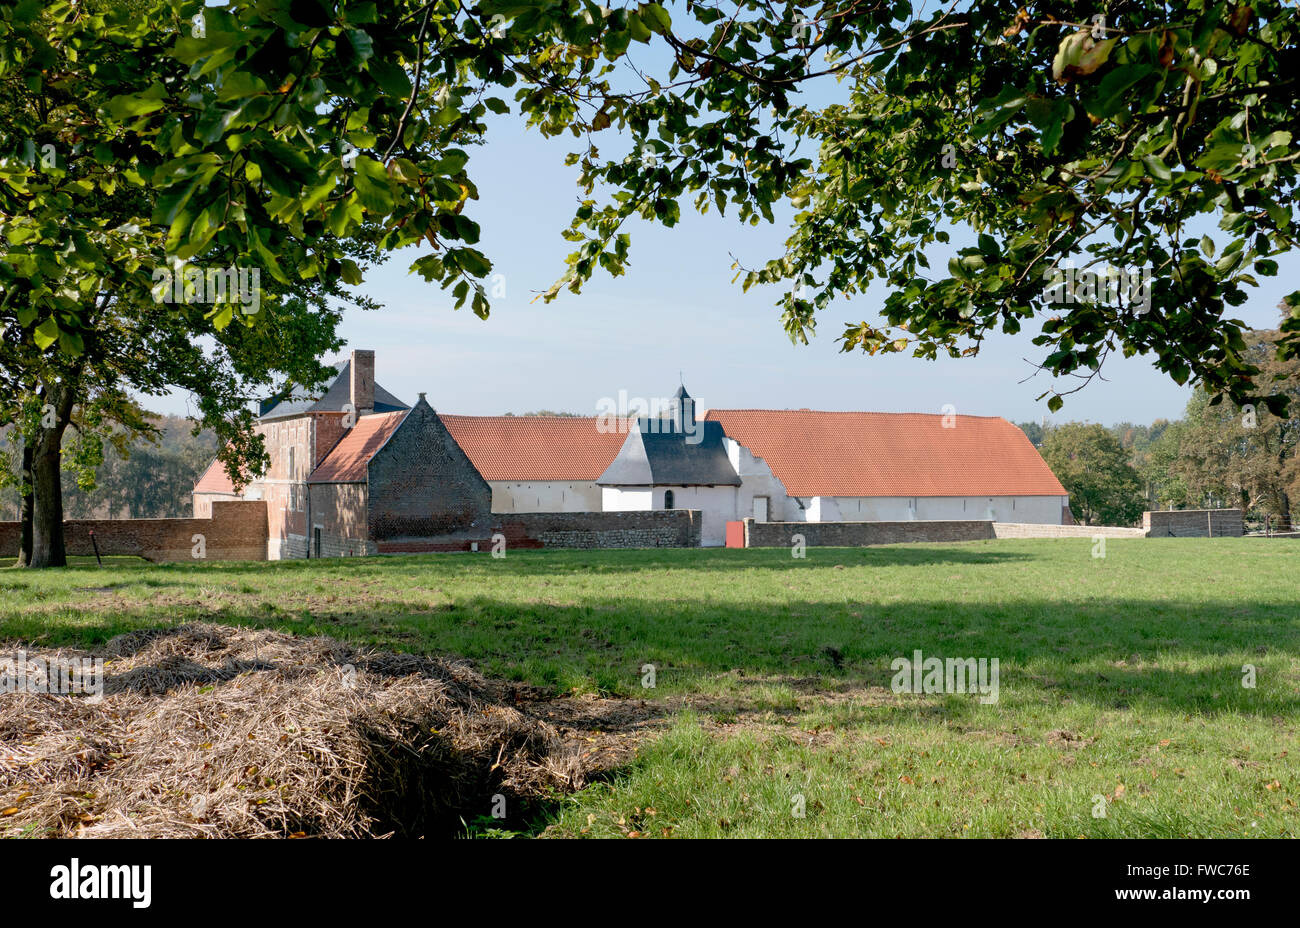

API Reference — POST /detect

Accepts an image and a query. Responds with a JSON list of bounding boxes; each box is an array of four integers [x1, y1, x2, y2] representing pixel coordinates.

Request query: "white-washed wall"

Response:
[[491, 481, 603, 513], [601, 485, 737, 546], [725, 439, 803, 522]]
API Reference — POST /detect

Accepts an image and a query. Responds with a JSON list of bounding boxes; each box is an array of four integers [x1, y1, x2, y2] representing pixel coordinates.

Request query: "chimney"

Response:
[[350, 349, 375, 416]]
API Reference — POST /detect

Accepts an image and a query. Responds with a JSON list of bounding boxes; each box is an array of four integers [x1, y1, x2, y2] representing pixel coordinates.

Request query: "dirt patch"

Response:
[[0, 624, 648, 838], [1045, 729, 1096, 749]]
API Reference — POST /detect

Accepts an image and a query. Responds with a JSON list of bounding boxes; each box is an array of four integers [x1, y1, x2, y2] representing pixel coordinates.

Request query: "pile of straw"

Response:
[[1, 624, 587, 837]]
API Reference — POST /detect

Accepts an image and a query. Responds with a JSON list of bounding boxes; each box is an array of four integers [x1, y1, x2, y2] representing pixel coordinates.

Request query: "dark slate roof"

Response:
[[258, 360, 408, 421], [596, 419, 741, 487]]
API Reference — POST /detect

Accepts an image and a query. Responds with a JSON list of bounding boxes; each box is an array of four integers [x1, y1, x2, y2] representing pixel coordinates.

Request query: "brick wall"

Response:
[[367, 400, 494, 543], [1143, 509, 1244, 537], [373, 510, 701, 553], [0, 500, 267, 563], [312, 412, 349, 468], [993, 522, 1146, 538], [744, 519, 996, 547], [307, 482, 371, 557]]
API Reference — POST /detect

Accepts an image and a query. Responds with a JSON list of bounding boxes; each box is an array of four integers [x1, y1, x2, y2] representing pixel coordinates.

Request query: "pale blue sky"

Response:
[[154, 41, 1297, 428]]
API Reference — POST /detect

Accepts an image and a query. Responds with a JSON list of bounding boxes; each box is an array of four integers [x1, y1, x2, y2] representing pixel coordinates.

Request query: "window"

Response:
[[664, 490, 675, 510], [288, 446, 295, 478]]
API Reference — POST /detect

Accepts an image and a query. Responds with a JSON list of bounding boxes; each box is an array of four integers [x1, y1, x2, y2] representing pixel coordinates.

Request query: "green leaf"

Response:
[[627, 12, 652, 43], [352, 156, 394, 213], [33, 317, 59, 350], [972, 88, 1027, 137], [105, 84, 167, 119], [152, 176, 201, 227], [452, 248, 491, 277], [1141, 154, 1172, 181], [346, 29, 374, 63], [58, 330, 84, 355], [328, 197, 363, 236], [639, 3, 672, 35], [1090, 65, 1153, 118], [339, 259, 363, 285], [368, 60, 412, 98]]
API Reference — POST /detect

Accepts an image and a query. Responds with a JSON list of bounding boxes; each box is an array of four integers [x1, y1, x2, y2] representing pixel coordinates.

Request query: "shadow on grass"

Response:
[[5, 584, 1296, 717], [2, 545, 1037, 579]]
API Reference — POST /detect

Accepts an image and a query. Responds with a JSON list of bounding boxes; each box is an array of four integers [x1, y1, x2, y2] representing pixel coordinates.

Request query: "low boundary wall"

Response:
[[374, 510, 701, 553], [743, 519, 995, 547], [993, 523, 1146, 539], [0, 501, 268, 563]]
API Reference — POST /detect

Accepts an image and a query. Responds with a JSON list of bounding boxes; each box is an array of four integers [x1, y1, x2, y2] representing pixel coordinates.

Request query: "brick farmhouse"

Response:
[[193, 350, 1070, 556]]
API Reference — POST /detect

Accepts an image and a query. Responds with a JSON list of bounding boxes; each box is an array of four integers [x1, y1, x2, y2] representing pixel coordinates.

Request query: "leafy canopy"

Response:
[[1, 0, 1296, 416]]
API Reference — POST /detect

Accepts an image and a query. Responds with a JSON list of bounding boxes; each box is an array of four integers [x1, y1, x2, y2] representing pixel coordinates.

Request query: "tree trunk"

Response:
[[16, 442, 33, 567], [27, 381, 78, 569]]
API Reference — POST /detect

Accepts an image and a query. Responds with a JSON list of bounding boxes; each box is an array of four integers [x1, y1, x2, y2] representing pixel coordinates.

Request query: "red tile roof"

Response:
[[308, 410, 409, 483], [705, 409, 1066, 498], [439, 415, 630, 481], [193, 458, 239, 495]]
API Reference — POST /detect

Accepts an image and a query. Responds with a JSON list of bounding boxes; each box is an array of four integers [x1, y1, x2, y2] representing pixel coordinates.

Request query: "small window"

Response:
[[664, 490, 675, 510]]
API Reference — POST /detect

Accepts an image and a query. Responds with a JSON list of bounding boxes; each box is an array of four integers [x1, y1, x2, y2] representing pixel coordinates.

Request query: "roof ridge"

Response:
[[707, 408, 1008, 419], [438, 413, 603, 420]]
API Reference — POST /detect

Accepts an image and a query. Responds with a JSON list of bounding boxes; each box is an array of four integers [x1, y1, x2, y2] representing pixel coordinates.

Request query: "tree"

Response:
[[1174, 322, 1300, 525], [1041, 423, 1145, 525], [0, 0, 387, 564], [1016, 420, 1045, 447], [1140, 419, 1193, 510]]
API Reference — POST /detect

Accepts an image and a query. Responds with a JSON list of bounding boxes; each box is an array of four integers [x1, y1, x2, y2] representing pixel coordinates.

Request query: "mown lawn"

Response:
[[3, 538, 1298, 837]]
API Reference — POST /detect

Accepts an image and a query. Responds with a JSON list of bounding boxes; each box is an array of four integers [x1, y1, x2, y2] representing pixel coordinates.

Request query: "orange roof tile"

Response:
[[308, 410, 409, 483], [705, 409, 1066, 498], [439, 415, 630, 481], [193, 458, 239, 495]]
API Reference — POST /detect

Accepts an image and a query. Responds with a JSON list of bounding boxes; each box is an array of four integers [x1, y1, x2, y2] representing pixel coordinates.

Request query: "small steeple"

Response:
[[671, 383, 695, 432]]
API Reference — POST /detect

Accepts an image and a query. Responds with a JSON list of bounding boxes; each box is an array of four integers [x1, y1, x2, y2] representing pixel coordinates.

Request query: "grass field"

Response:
[[3, 538, 1298, 837]]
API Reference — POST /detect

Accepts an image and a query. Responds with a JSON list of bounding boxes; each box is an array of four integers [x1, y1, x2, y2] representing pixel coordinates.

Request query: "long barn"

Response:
[[193, 350, 1069, 555]]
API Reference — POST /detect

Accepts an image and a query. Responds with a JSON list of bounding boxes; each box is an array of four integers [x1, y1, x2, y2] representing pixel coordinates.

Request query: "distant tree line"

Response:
[[500, 411, 584, 417], [1020, 320, 1299, 529], [1, 415, 217, 521]]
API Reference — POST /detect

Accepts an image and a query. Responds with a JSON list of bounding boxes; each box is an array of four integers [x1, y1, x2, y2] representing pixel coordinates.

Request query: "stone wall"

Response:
[[744, 519, 996, 547], [0, 501, 267, 563], [1143, 509, 1244, 537], [367, 400, 494, 543], [373, 510, 701, 553], [993, 522, 1146, 539]]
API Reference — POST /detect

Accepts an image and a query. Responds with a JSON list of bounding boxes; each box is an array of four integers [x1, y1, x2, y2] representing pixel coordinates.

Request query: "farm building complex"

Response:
[[193, 350, 1071, 557]]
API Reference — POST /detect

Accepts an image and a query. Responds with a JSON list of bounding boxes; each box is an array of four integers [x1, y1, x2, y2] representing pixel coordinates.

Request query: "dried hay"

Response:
[[0, 624, 588, 838]]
